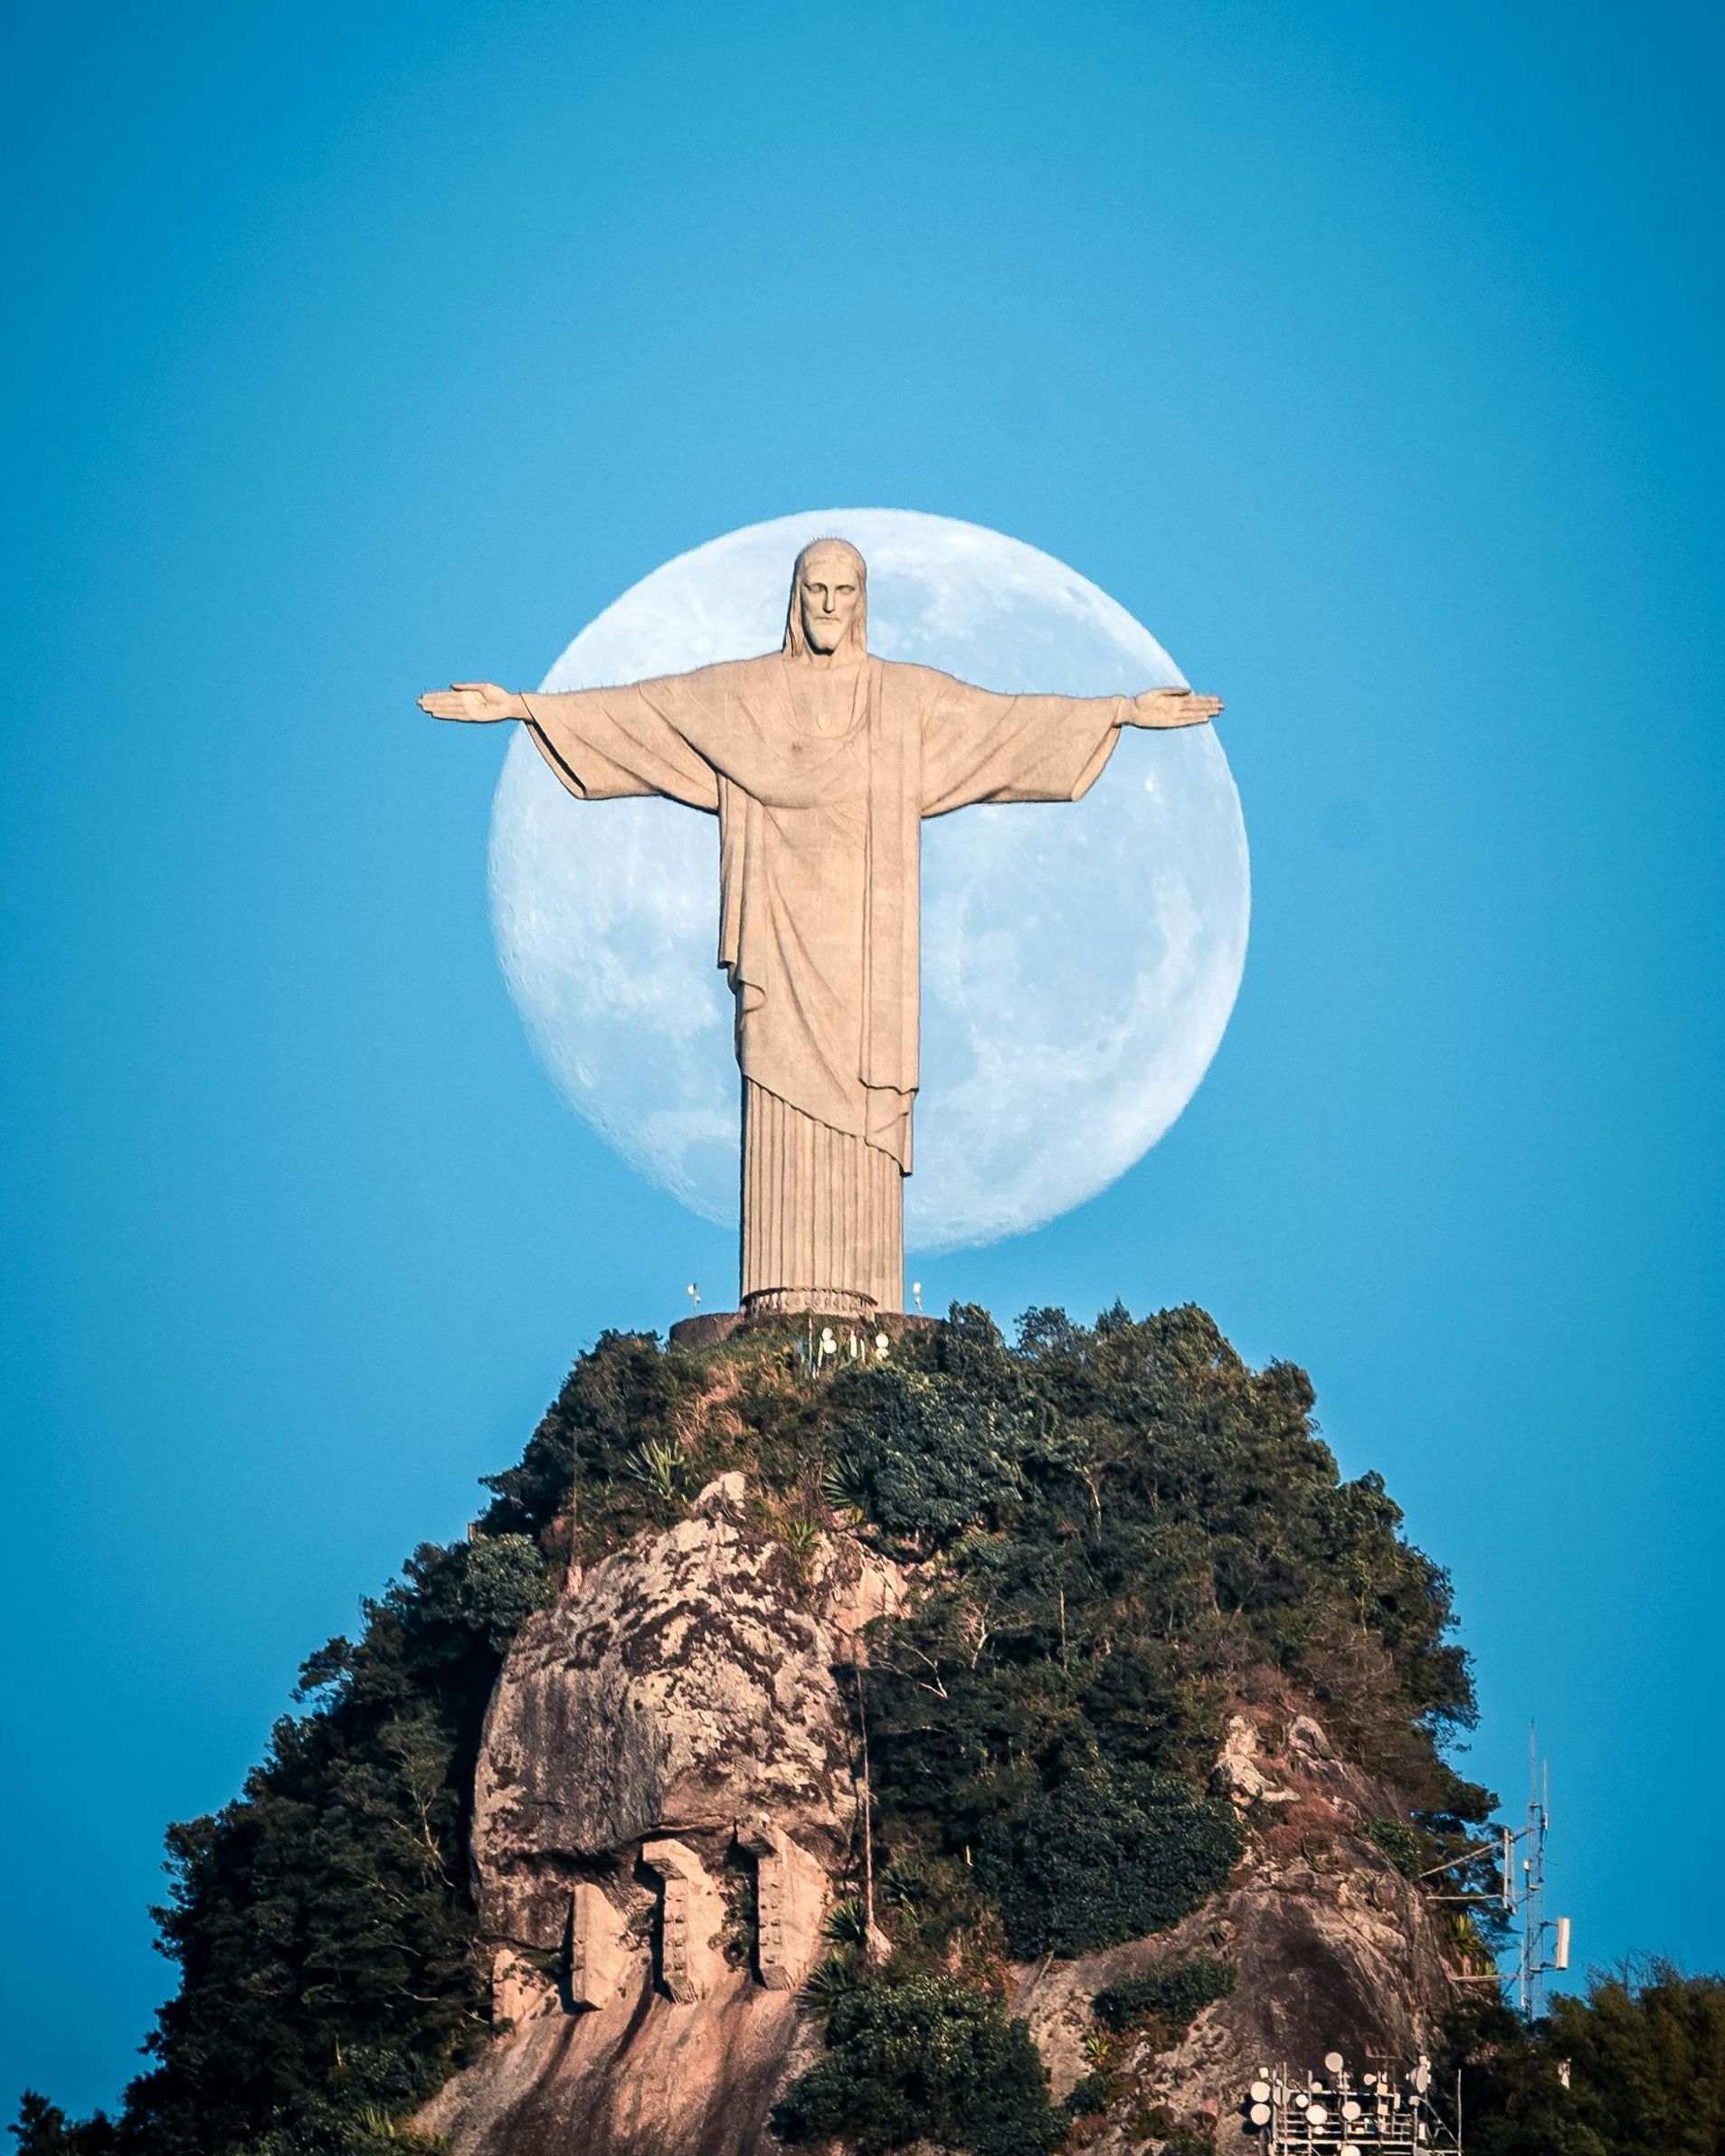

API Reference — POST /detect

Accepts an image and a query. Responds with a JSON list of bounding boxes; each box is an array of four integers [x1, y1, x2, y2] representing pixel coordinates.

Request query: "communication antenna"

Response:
[[1242, 2052, 1461, 2149], [911, 1280, 923, 1314], [685, 1281, 701, 1313], [1426, 1723, 1572, 2022], [1514, 1727, 1572, 2019]]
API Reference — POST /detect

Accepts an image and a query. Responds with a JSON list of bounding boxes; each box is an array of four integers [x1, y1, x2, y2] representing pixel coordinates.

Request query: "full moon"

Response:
[[488, 509, 1249, 1253]]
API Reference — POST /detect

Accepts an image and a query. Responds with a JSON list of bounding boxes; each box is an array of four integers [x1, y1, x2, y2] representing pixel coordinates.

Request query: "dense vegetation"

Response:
[[1444, 1963, 1725, 2156], [16, 1299, 1694, 2156], [767, 1976, 1065, 2156]]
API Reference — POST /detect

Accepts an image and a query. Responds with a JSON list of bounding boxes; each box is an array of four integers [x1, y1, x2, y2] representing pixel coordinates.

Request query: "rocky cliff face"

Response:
[[1015, 1712, 1459, 2151], [422, 1475, 900, 2156], [421, 1473, 1461, 2156]]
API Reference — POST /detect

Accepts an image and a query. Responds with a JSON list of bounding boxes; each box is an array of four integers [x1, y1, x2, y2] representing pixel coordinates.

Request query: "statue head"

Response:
[[782, 538, 867, 661]]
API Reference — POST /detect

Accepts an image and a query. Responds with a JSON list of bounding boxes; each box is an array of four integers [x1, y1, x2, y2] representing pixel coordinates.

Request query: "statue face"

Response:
[[797, 550, 863, 655]]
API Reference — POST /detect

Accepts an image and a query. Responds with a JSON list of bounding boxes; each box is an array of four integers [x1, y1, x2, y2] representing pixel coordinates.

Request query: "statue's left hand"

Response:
[[1129, 688, 1223, 729], [417, 682, 527, 723]]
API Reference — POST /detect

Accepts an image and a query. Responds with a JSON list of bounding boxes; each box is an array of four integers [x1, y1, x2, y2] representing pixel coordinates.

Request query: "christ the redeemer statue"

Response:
[[420, 538, 1220, 1319]]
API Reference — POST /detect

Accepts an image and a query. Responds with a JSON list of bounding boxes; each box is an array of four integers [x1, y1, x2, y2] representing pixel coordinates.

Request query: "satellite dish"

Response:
[[1249, 2081, 1272, 2104], [1307, 2102, 1330, 2125], [1324, 2051, 1345, 2075], [1248, 2102, 1272, 2126], [1342, 2099, 1362, 2120], [1412, 2059, 1432, 2094]]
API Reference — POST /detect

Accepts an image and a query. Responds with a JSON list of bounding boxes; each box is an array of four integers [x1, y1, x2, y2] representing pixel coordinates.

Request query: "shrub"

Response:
[[975, 1764, 1244, 1959], [1366, 1817, 1425, 1880], [1091, 1953, 1237, 2035], [770, 1973, 1066, 2156], [1062, 2068, 1111, 2117], [829, 1369, 1031, 1549]]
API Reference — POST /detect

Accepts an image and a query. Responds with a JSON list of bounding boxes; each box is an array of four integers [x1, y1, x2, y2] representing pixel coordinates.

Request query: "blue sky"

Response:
[[3, 0, 1720, 2117]]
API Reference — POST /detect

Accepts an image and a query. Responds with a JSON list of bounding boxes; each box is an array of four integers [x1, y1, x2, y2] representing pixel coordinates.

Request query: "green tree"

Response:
[[10, 2094, 119, 2155], [1461, 1964, 1725, 2156], [112, 1537, 547, 2156], [770, 1974, 1064, 2156], [976, 1764, 1242, 1958]]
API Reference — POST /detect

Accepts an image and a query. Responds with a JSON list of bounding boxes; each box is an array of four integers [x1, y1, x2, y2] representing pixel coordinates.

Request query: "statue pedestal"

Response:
[[668, 1308, 938, 1351]]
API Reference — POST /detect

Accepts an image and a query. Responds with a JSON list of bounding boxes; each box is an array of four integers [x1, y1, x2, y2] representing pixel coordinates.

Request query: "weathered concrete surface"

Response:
[[737, 1816, 829, 1992], [569, 1882, 631, 2011], [641, 1838, 728, 2004]]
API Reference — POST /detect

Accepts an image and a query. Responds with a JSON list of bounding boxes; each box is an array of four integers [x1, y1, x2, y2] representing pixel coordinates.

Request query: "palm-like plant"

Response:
[[821, 1457, 871, 1519], [623, 1437, 686, 1502], [800, 1952, 864, 2016], [823, 1895, 871, 1947]]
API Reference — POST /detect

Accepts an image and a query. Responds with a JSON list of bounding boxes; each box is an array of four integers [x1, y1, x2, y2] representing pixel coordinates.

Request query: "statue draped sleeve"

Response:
[[912, 669, 1130, 818], [517, 676, 724, 811]]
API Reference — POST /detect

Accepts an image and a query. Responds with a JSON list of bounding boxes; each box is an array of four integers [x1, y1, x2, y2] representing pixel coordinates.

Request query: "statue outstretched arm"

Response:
[[419, 682, 528, 723], [1127, 688, 1223, 729], [915, 669, 1223, 818], [417, 674, 721, 812]]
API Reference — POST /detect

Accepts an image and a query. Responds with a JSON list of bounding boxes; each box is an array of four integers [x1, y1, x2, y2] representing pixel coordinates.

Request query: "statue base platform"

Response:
[[669, 1307, 939, 1351]]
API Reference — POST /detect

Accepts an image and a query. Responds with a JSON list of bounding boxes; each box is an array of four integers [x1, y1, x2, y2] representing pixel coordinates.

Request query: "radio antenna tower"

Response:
[[1514, 1725, 1571, 2019], [1425, 1723, 1570, 2022]]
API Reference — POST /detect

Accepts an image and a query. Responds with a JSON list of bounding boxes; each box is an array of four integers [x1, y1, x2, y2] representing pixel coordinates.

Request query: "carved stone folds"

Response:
[[640, 1838, 727, 2004], [569, 1881, 630, 2009], [736, 1814, 828, 1991]]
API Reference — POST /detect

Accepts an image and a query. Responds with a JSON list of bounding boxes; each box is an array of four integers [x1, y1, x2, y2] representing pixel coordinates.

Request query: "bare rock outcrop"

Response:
[[423, 1476, 897, 2156], [426, 1484, 1463, 2156], [1017, 1712, 1458, 2151], [472, 1472, 901, 1953], [1015, 1841, 1452, 2151]]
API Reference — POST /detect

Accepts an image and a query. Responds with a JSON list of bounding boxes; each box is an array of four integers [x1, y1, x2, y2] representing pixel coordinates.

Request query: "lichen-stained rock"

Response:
[[1212, 1713, 1295, 1808], [472, 1472, 900, 1951], [440, 1499, 1465, 2156], [1014, 1713, 1460, 2153], [1015, 1855, 1454, 2149]]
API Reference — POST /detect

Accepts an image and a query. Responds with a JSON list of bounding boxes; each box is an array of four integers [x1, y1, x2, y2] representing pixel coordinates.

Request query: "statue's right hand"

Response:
[[417, 682, 524, 723]]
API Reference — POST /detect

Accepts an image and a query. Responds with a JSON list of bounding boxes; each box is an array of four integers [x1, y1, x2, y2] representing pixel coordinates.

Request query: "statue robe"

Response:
[[521, 653, 1128, 1314]]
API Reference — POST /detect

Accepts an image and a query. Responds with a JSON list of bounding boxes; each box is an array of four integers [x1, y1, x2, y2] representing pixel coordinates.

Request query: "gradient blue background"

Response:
[[4, 0, 1720, 2116]]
